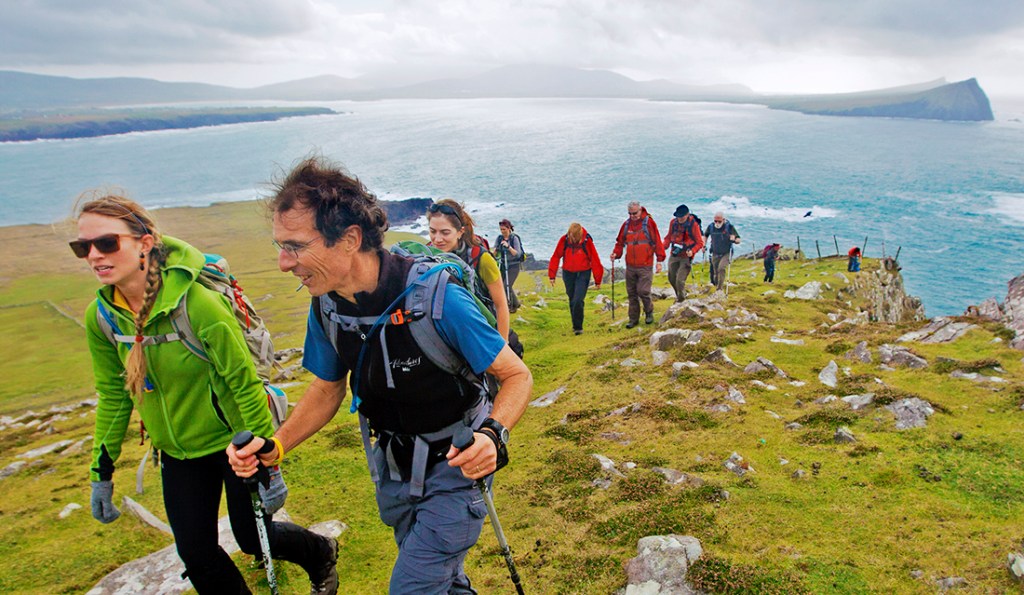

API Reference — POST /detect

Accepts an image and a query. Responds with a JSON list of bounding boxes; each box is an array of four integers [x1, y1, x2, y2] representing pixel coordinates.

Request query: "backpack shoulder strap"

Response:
[[95, 300, 183, 348], [168, 291, 209, 363]]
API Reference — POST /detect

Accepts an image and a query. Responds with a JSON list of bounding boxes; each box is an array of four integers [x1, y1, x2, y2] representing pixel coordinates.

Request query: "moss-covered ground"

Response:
[[1, 201, 1022, 593]]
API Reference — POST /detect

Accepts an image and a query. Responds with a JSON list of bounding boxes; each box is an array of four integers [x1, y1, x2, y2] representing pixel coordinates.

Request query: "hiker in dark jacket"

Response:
[[763, 243, 781, 282], [663, 204, 704, 302], [494, 218, 524, 313], [548, 222, 604, 335], [703, 212, 741, 291], [76, 194, 337, 595], [229, 157, 532, 594], [610, 201, 665, 328]]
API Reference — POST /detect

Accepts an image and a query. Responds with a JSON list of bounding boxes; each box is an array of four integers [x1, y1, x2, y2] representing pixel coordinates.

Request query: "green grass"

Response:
[[2, 202, 1024, 593]]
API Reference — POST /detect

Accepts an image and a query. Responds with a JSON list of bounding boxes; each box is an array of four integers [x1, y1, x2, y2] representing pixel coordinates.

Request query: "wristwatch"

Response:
[[480, 417, 510, 446], [479, 418, 510, 472]]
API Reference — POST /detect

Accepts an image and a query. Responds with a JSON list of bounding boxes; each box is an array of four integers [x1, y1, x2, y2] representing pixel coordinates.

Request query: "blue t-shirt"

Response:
[[303, 282, 506, 383]]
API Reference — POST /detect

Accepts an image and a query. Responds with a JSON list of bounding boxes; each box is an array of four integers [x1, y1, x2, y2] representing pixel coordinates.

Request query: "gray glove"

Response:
[[258, 466, 288, 515], [90, 480, 121, 523]]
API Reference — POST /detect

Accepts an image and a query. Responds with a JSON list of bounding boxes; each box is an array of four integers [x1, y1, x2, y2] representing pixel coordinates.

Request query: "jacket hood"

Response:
[[96, 235, 204, 319]]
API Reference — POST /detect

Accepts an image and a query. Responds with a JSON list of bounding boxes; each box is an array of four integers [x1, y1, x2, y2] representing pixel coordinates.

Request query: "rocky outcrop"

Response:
[[380, 197, 433, 226], [622, 535, 704, 595], [965, 272, 1024, 350], [848, 263, 925, 324]]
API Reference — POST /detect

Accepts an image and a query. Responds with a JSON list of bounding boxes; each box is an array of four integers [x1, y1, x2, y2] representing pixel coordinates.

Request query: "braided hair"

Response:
[[268, 156, 388, 251], [77, 194, 163, 397]]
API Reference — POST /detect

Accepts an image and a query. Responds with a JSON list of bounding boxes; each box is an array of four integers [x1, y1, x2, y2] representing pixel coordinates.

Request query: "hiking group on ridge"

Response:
[[73, 153, 805, 593]]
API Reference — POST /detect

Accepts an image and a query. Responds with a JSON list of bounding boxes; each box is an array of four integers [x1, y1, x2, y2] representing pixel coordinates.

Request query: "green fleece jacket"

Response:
[[87, 236, 274, 482]]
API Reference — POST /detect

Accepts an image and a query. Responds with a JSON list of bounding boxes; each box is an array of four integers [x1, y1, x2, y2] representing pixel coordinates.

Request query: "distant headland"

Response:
[[0, 106, 335, 142]]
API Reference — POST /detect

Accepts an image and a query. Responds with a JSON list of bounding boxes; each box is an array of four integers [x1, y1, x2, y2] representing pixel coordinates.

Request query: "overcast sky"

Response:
[[3, 0, 1023, 95]]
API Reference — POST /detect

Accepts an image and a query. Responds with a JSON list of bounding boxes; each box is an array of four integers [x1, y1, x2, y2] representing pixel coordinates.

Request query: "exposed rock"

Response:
[[708, 404, 732, 413], [593, 478, 613, 490], [652, 351, 671, 366], [620, 358, 646, 367], [600, 432, 632, 445], [770, 336, 805, 345], [17, 439, 73, 459], [530, 386, 566, 407], [309, 519, 349, 540], [845, 341, 873, 363], [650, 329, 699, 351], [765, 410, 782, 419], [853, 265, 926, 323], [791, 469, 807, 479], [885, 398, 935, 430], [122, 496, 172, 535], [1, 461, 27, 480], [672, 361, 699, 376], [935, 576, 967, 590], [533, 297, 548, 309], [724, 452, 752, 476], [743, 360, 768, 374], [702, 348, 737, 366], [623, 535, 703, 595], [652, 467, 705, 488], [592, 454, 625, 477], [725, 387, 746, 404], [950, 370, 1006, 383], [878, 344, 928, 369], [814, 395, 837, 404], [59, 503, 82, 519], [608, 403, 643, 417], [842, 393, 875, 410], [1008, 552, 1024, 582], [785, 422, 803, 431], [818, 361, 839, 388], [756, 357, 788, 378], [750, 380, 777, 391], [790, 380, 806, 387], [834, 272, 850, 284], [650, 287, 675, 300], [834, 427, 856, 443], [784, 281, 822, 300], [897, 317, 976, 344], [593, 294, 611, 305]]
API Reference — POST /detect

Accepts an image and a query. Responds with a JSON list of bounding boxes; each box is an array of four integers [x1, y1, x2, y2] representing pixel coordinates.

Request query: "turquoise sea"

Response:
[[1, 97, 1022, 315]]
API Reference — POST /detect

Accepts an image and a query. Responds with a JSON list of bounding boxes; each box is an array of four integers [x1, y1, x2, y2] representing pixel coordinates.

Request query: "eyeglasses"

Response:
[[628, 210, 641, 216], [69, 234, 139, 258], [273, 236, 322, 258], [428, 203, 464, 226]]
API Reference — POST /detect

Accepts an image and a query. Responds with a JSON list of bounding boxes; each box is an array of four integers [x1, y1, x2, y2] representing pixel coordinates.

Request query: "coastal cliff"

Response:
[[763, 78, 994, 122]]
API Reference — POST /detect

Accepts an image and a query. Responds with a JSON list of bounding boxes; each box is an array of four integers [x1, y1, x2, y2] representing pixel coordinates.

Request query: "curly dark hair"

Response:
[[268, 156, 388, 250]]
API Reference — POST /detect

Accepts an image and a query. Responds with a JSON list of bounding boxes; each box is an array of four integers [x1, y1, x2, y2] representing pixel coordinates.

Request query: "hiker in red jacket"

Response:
[[663, 204, 704, 302], [548, 222, 604, 335], [610, 201, 665, 328]]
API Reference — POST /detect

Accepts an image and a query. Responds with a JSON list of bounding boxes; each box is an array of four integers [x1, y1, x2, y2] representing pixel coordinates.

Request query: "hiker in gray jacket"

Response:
[[704, 212, 740, 291]]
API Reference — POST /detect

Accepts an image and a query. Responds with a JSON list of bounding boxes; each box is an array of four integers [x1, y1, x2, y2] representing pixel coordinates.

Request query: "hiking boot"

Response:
[[309, 536, 339, 595], [645, 313, 655, 324], [625, 320, 639, 329], [573, 329, 583, 335]]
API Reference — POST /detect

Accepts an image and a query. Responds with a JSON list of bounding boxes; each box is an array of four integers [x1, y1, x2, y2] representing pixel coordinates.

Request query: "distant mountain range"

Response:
[[0, 65, 994, 122]]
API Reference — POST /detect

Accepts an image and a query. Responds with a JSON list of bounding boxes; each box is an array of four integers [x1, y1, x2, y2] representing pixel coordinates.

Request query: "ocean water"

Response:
[[1, 97, 1022, 315]]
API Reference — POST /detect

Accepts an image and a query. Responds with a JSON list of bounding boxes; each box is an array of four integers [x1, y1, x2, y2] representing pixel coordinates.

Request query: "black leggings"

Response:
[[161, 450, 269, 593]]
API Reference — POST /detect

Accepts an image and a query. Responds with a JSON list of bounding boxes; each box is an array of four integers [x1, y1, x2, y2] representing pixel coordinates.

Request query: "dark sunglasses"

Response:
[[428, 203, 464, 226], [69, 234, 138, 258]]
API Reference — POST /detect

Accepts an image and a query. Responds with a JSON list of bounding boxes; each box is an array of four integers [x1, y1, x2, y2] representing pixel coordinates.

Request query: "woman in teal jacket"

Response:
[[76, 194, 338, 595]]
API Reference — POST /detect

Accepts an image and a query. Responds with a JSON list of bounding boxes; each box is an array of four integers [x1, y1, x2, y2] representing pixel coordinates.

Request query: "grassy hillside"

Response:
[[1, 201, 1022, 593]]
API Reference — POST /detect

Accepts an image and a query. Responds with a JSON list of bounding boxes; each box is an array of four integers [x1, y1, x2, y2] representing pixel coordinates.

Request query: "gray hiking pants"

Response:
[[667, 254, 693, 301], [625, 265, 654, 323], [711, 253, 731, 291]]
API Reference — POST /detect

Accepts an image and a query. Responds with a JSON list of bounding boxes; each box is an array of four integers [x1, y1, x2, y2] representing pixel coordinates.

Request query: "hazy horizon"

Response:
[[3, 1, 1023, 96]]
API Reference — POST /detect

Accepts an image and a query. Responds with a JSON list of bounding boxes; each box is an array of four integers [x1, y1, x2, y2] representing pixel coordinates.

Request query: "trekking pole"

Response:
[[725, 245, 733, 297], [232, 431, 279, 595], [453, 427, 526, 595], [502, 248, 512, 306], [610, 258, 616, 321]]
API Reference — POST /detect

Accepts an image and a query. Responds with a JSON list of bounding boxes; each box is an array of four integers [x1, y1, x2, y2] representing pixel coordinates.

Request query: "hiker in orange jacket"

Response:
[[610, 201, 665, 328]]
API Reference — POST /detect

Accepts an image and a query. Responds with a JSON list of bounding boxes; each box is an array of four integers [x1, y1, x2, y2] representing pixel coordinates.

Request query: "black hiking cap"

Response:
[[674, 204, 689, 217]]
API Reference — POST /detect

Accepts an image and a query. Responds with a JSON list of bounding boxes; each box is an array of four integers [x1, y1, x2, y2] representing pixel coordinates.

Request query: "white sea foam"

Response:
[[702, 195, 838, 222], [987, 192, 1024, 225]]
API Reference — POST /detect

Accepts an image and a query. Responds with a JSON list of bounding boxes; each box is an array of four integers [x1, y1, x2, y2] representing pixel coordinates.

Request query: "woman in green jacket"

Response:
[[76, 194, 338, 594]]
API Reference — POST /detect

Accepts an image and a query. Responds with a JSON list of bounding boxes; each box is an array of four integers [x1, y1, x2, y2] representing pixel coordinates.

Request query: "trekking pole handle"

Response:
[[452, 426, 476, 451], [231, 431, 275, 487]]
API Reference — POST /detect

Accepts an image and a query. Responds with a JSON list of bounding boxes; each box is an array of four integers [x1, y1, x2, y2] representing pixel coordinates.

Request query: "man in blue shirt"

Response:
[[229, 157, 532, 594]]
